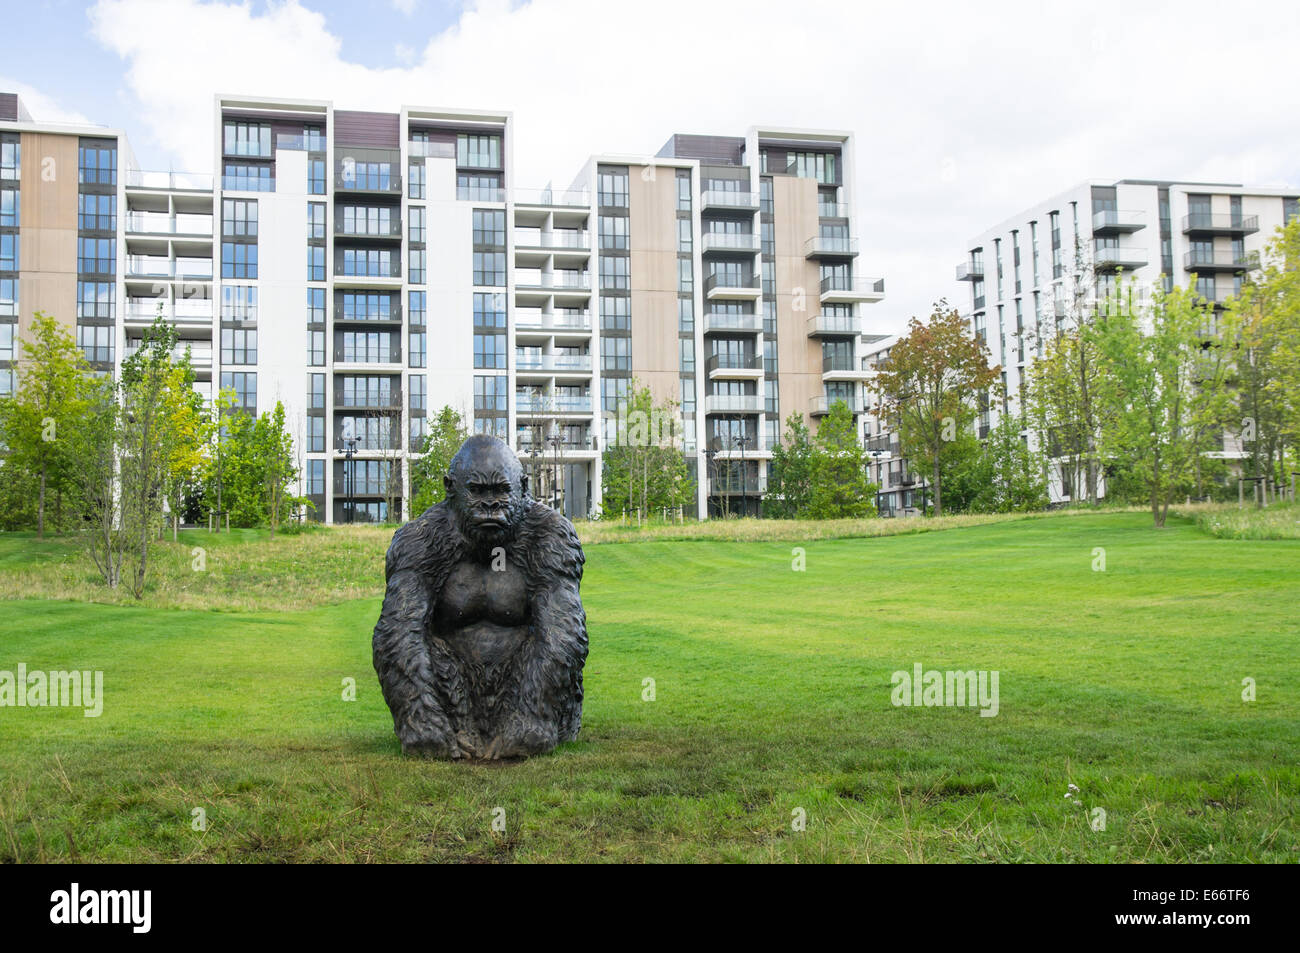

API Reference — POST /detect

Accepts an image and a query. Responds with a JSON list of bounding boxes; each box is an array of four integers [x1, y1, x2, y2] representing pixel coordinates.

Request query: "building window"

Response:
[[598, 169, 629, 208], [76, 237, 113, 274], [409, 291, 426, 326], [0, 278, 18, 316], [77, 281, 114, 319], [601, 295, 629, 331], [677, 171, 691, 211], [474, 375, 508, 411], [678, 298, 694, 333], [599, 216, 628, 250], [77, 325, 114, 364], [309, 373, 325, 410], [472, 209, 505, 246], [407, 248, 424, 284], [308, 159, 326, 195], [0, 141, 18, 180], [220, 327, 257, 364], [677, 219, 692, 253], [307, 416, 325, 454], [409, 206, 425, 244], [307, 245, 325, 281], [307, 202, 326, 240], [473, 252, 505, 286], [409, 331, 426, 367], [222, 242, 258, 278], [77, 193, 114, 231], [308, 329, 325, 366], [600, 256, 629, 291], [602, 336, 630, 371], [222, 162, 273, 192], [307, 288, 326, 324], [474, 333, 506, 369], [408, 163, 425, 199], [220, 372, 256, 414], [223, 121, 271, 158], [677, 259, 692, 293], [457, 134, 501, 169], [221, 199, 258, 237], [78, 143, 117, 185]]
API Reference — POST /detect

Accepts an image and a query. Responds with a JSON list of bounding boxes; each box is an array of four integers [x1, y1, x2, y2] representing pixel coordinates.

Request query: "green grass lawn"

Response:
[[0, 510, 1296, 862]]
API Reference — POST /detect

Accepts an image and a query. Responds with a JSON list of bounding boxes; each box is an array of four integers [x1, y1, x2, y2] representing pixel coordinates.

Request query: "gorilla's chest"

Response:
[[433, 560, 530, 666]]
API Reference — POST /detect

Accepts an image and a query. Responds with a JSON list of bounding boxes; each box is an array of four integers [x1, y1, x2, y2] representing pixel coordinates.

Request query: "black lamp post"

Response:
[[549, 432, 562, 514], [735, 432, 750, 517], [343, 435, 359, 523]]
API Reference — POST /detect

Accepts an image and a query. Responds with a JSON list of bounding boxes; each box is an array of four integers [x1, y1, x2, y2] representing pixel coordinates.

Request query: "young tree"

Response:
[[601, 382, 692, 518], [3, 313, 90, 537], [806, 400, 877, 519], [119, 317, 194, 597], [875, 302, 998, 515], [254, 401, 300, 537], [1094, 284, 1225, 527], [409, 405, 470, 514], [971, 413, 1049, 513], [763, 412, 815, 518], [66, 374, 125, 588]]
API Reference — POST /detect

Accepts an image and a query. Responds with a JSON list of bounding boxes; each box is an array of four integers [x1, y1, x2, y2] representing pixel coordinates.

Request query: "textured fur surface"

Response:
[[371, 497, 587, 760]]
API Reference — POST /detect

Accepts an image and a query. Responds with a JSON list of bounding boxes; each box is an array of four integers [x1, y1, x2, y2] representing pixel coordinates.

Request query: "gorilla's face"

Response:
[[445, 436, 529, 549]]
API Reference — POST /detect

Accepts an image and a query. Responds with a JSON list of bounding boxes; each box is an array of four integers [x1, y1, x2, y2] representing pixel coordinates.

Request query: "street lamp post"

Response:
[[549, 432, 562, 514], [735, 433, 750, 517], [343, 435, 359, 524], [704, 447, 716, 519]]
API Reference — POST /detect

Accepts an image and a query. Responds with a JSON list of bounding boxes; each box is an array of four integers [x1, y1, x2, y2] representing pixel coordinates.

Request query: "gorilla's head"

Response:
[[444, 435, 531, 549]]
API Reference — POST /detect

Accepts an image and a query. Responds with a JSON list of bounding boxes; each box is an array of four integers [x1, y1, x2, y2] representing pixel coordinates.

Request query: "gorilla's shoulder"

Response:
[[384, 503, 457, 578], [520, 503, 584, 579]]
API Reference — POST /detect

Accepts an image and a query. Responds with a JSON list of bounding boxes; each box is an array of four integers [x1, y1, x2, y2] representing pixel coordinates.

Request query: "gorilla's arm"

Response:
[[372, 514, 476, 757], [487, 508, 588, 757]]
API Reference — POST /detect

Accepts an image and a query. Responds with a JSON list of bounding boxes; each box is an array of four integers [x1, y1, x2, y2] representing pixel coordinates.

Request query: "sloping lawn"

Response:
[[0, 510, 1295, 862]]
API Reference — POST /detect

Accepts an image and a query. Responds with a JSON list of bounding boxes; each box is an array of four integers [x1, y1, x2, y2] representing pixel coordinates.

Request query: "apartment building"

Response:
[[0, 92, 885, 523], [955, 179, 1299, 502]]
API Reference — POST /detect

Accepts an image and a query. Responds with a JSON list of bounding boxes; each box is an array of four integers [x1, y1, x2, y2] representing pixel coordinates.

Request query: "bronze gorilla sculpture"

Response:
[[372, 435, 588, 760]]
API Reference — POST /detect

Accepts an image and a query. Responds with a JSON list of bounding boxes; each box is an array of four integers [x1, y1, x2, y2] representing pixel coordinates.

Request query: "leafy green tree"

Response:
[[254, 401, 300, 536], [66, 374, 124, 587], [409, 405, 470, 514], [1094, 284, 1227, 527], [806, 400, 877, 519], [1, 313, 91, 537], [875, 302, 998, 516], [927, 430, 986, 514], [763, 412, 815, 518], [601, 382, 692, 518], [971, 414, 1049, 513]]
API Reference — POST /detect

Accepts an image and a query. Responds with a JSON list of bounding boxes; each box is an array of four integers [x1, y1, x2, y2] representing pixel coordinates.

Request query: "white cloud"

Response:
[[0, 76, 94, 126], [84, 0, 1300, 332], [391, 0, 418, 13]]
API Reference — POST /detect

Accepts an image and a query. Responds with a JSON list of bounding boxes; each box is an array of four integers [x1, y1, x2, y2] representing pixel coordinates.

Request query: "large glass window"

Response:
[[223, 121, 271, 158], [457, 134, 501, 169]]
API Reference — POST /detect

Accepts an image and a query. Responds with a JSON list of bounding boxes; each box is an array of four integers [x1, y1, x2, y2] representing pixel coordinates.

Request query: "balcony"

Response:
[[700, 189, 759, 212], [806, 313, 861, 337], [515, 270, 592, 292], [1182, 213, 1260, 236], [124, 300, 214, 326], [515, 353, 593, 374], [221, 174, 275, 193], [333, 344, 403, 365], [704, 273, 763, 301], [708, 474, 768, 496], [818, 202, 847, 219], [805, 235, 859, 259], [810, 394, 864, 416], [512, 187, 591, 208], [704, 353, 764, 380], [516, 436, 598, 458], [335, 217, 402, 239], [703, 311, 762, 334], [334, 302, 402, 323], [514, 229, 591, 251], [457, 185, 506, 202], [704, 394, 764, 415], [1092, 209, 1146, 234], [819, 275, 885, 303], [515, 395, 594, 415], [126, 256, 213, 280], [866, 434, 898, 455], [334, 173, 402, 195], [334, 258, 403, 279], [514, 310, 592, 332], [1183, 248, 1257, 273], [334, 389, 403, 411], [123, 341, 212, 369], [124, 213, 213, 236], [822, 354, 871, 382], [1093, 245, 1149, 271], [407, 140, 455, 159], [701, 232, 761, 255], [125, 170, 214, 191]]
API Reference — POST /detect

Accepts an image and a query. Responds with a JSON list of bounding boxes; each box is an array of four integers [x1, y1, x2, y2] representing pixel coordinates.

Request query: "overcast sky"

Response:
[[3, 0, 1298, 334]]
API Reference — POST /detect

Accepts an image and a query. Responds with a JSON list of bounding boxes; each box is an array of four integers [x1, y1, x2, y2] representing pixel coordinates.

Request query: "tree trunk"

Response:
[[932, 455, 942, 516], [38, 465, 47, 540]]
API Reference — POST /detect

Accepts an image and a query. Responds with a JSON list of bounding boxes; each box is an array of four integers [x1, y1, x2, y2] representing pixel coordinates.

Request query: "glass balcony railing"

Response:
[[805, 235, 859, 256], [702, 232, 761, 253], [702, 312, 762, 333], [1182, 213, 1260, 235], [512, 187, 591, 207], [700, 189, 759, 210], [515, 354, 593, 373], [408, 140, 456, 159]]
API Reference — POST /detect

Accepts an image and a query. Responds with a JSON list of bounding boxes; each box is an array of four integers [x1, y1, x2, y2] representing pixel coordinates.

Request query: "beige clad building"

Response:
[[1, 92, 886, 522]]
